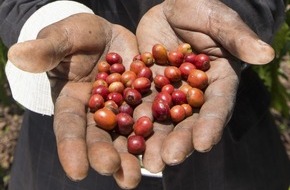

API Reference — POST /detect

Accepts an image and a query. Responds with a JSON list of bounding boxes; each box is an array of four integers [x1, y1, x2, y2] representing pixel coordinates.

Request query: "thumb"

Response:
[[163, 0, 275, 65], [8, 37, 70, 73], [8, 13, 111, 73]]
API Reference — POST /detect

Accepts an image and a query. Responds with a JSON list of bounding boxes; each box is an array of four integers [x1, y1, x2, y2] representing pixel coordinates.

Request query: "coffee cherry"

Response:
[[106, 92, 124, 106], [94, 108, 117, 130], [95, 72, 109, 80], [121, 70, 137, 87], [187, 69, 208, 90], [186, 87, 205, 108], [123, 88, 142, 107], [88, 94, 104, 112], [133, 54, 142, 61], [108, 81, 125, 93], [152, 44, 168, 65], [164, 66, 182, 83], [119, 101, 134, 116], [127, 135, 146, 155], [93, 79, 108, 88], [91, 85, 110, 99], [92, 43, 211, 157], [131, 77, 151, 95], [130, 60, 146, 74], [133, 116, 153, 138], [183, 52, 196, 63], [140, 52, 155, 66], [152, 99, 171, 122], [153, 74, 170, 89], [106, 52, 123, 65], [116, 113, 134, 136], [170, 105, 186, 123], [161, 84, 175, 95], [137, 66, 153, 80], [179, 62, 196, 79], [193, 53, 210, 71], [177, 43, 193, 55], [171, 90, 187, 105], [181, 103, 193, 117], [154, 92, 173, 107], [106, 73, 122, 85], [97, 60, 110, 73], [179, 84, 193, 95], [167, 50, 184, 67], [110, 63, 125, 74], [104, 100, 119, 114]]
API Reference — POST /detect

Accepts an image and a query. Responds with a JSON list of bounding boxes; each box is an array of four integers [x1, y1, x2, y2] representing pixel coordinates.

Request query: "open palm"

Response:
[[8, 13, 142, 189], [135, 1, 274, 173]]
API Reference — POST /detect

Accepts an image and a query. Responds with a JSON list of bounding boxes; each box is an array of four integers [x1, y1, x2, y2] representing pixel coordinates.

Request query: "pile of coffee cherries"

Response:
[[88, 43, 210, 155]]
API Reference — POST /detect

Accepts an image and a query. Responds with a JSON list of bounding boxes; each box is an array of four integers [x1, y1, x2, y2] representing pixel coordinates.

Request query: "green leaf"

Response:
[[286, 9, 290, 27], [0, 40, 10, 105], [272, 23, 290, 57]]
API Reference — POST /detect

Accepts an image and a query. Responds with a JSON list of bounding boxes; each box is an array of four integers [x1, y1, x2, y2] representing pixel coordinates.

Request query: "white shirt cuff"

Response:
[[5, 1, 94, 116], [5, 1, 164, 178]]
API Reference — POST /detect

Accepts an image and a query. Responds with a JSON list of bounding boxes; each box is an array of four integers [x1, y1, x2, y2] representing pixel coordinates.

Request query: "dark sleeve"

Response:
[[0, 0, 162, 48], [221, 0, 285, 43], [0, 0, 53, 47], [0, 0, 286, 48], [78, 0, 162, 33]]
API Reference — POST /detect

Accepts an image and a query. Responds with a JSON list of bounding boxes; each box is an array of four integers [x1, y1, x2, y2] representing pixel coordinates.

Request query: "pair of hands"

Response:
[[8, 1, 274, 189]]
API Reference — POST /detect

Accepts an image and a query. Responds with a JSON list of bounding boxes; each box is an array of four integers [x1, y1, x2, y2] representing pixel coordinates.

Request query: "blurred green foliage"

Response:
[[0, 38, 9, 190], [252, 7, 290, 126], [0, 39, 8, 105]]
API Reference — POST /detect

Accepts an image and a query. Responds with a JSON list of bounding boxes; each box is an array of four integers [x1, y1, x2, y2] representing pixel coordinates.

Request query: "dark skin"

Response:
[[9, 14, 142, 189], [135, 0, 274, 171], [8, 0, 274, 189]]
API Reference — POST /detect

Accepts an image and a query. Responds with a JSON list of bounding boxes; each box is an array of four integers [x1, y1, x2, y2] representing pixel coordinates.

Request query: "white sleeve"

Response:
[[5, 0, 164, 178], [5, 1, 94, 116]]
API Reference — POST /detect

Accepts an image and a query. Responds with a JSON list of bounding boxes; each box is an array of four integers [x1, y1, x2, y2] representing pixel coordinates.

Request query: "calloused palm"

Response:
[[8, 13, 142, 189], [134, 1, 274, 173]]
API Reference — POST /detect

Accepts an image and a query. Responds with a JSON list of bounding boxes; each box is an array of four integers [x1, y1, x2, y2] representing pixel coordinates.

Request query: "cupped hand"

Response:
[[135, 0, 275, 172], [8, 13, 141, 189]]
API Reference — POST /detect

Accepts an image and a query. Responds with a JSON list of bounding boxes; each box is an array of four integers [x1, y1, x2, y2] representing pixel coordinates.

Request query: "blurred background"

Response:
[[0, 4, 290, 190]]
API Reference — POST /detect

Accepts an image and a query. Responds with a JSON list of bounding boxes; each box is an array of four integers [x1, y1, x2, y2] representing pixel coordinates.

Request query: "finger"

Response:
[[136, 4, 180, 53], [192, 58, 240, 152], [163, 0, 275, 64], [8, 13, 110, 73], [86, 112, 121, 175], [53, 82, 91, 181], [113, 153, 142, 189], [113, 135, 142, 189], [143, 122, 173, 172], [8, 39, 68, 73], [133, 102, 174, 173], [161, 114, 198, 165], [173, 29, 229, 59]]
